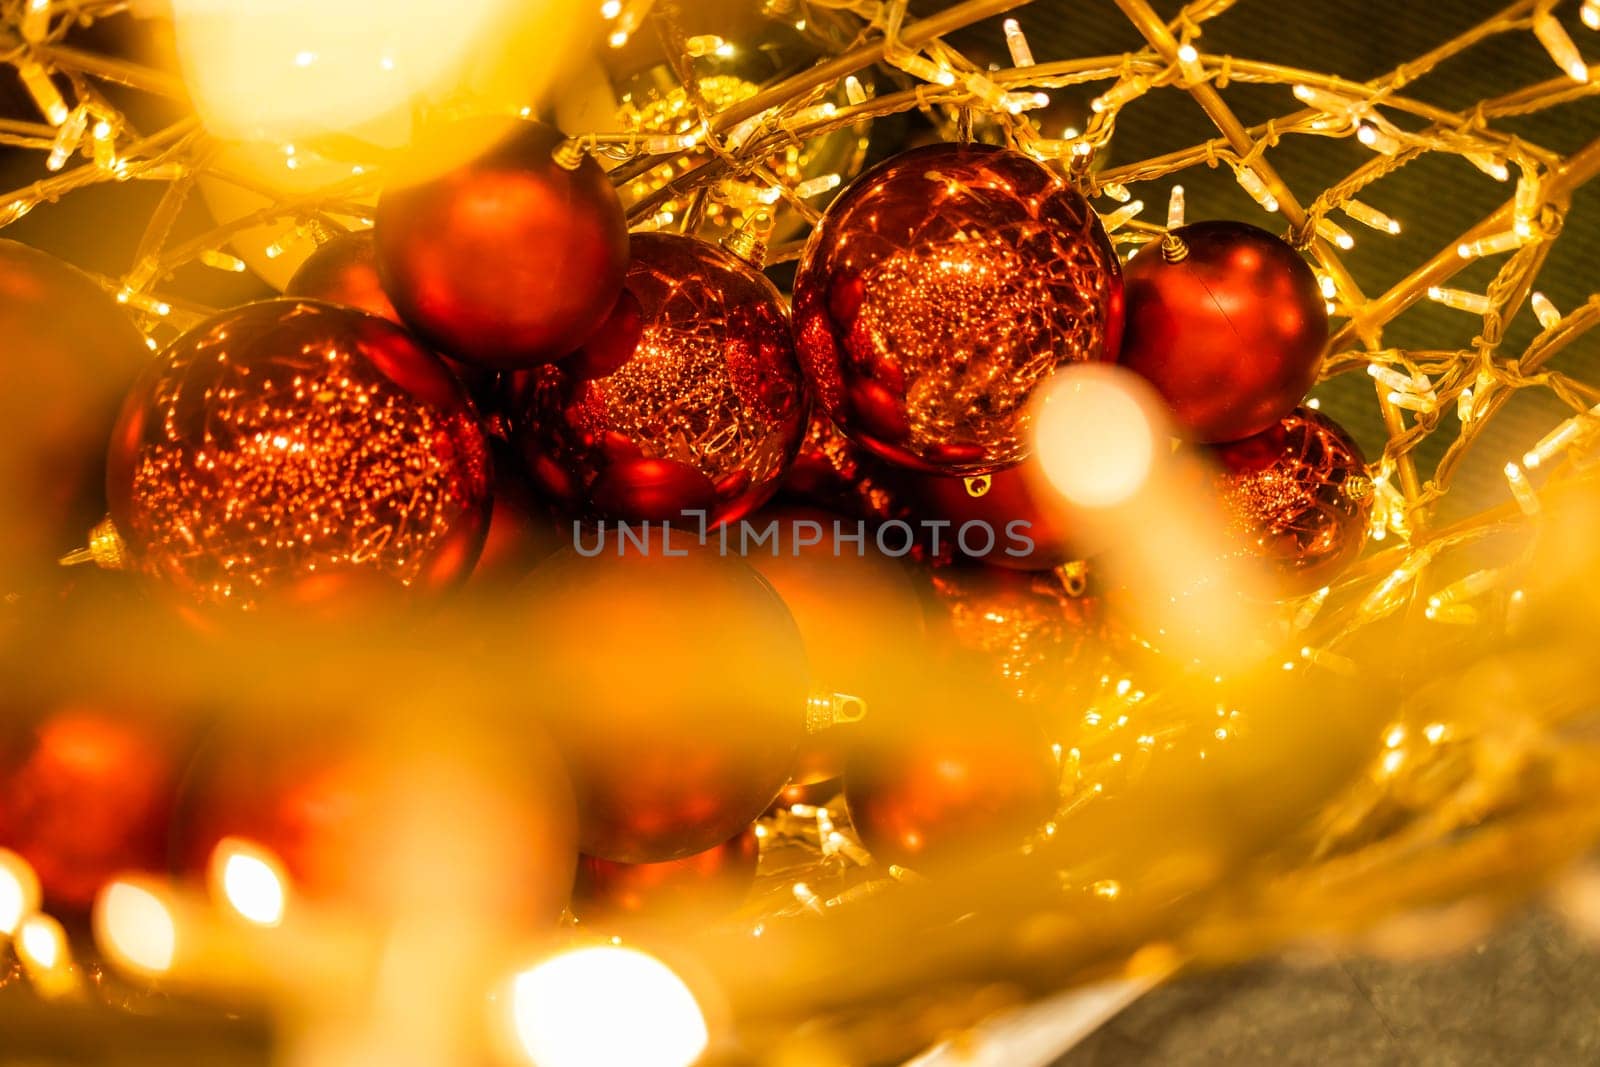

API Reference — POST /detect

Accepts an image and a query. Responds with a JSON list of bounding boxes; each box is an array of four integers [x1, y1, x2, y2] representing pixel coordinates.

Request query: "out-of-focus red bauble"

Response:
[[469, 455, 569, 588], [793, 142, 1123, 475], [905, 458, 1083, 569], [285, 231, 494, 397], [104, 300, 491, 611], [516, 543, 810, 863], [926, 565, 1104, 704], [572, 825, 759, 922], [519, 233, 807, 525], [1208, 406, 1373, 596], [747, 507, 925, 785], [1118, 220, 1326, 443], [0, 240, 147, 596], [778, 411, 909, 524], [175, 716, 577, 921], [844, 680, 1059, 871], [375, 118, 628, 370], [0, 706, 186, 908]]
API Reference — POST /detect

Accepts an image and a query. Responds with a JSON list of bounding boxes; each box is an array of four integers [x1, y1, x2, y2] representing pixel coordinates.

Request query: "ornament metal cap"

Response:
[[552, 136, 589, 171], [806, 691, 867, 734], [59, 516, 127, 570], [1160, 231, 1190, 263], [721, 210, 775, 268]]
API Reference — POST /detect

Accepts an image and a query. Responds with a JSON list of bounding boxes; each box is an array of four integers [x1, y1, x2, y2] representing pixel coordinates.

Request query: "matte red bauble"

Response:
[[1118, 220, 1327, 443], [516, 544, 810, 863], [0, 241, 147, 595], [572, 825, 759, 922], [0, 706, 185, 908], [905, 459, 1082, 570], [105, 300, 491, 610], [287, 230, 495, 397], [520, 233, 807, 525], [1209, 406, 1373, 596], [844, 681, 1059, 871], [793, 142, 1123, 475], [375, 118, 628, 369]]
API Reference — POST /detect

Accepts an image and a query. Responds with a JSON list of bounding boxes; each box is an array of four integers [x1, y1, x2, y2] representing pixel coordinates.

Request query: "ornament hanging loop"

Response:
[[806, 691, 867, 734], [59, 516, 126, 570], [1160, 232, 1190, 263], [963, 474, 992, 498], [722, 209, 774, 268]]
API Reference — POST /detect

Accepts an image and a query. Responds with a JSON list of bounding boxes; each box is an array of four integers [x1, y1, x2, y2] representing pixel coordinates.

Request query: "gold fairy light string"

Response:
[[3, 0, 1600, 1061]]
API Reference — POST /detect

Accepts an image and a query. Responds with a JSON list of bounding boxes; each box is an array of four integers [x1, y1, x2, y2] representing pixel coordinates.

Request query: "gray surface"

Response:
[[1055, 908, 1600, 1066]]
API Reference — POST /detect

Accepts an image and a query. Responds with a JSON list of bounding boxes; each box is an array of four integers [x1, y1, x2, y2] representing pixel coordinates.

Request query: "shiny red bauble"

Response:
[[1118, 220, 1327, 443], [1208, 406, 1373, 596], [515, 543, 810, 863], [793, 143, 1123, 475], [105, 300, 492, 611], [572, 825, 759, 923], [375, 118, 629, 370], [0, 706, 186, 908], [0, 240, 147, 595], [519, 233, 807, 525], [844, 681, 1060, 871], [905, 459, 1082, 570]]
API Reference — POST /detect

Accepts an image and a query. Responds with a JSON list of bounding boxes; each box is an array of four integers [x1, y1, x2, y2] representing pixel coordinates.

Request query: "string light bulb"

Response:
[[1003, 18, 1035, 67], [1533, 10, 1590, 82], [1342, 198, 1401, 234], [0, 849, 40, 938]]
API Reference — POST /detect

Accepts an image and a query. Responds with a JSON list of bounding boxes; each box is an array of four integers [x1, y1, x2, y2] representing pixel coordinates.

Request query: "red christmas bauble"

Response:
[[905, 459, 1082, 570], [0, 241, 147, 596], [1118, 220, 1327, 443], [844, 680, 1059, 871], [572, 825, 759, 922], [519, 233, 807, 525], [175, 715, 577, 921], [375, 118, 629, 370], [1208, 406, 1373, 596], [468, 453, 569, 588], [0, 705, 186, 908], [793, 143, 1123, 475], [105, 299, 492, 611], [778, 411, 909, 524], [516, 543, 810, 863], [287, 230, 496, 398]]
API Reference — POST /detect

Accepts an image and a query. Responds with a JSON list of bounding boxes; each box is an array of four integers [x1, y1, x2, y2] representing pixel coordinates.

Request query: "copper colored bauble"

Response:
[[844, 682, 1059, 871], [375, 118, 629, 370], [927, 565, 1104, 705], [175, 717, 577, 921], [1118, 220, 1327, 443], [573, 825, 759, 922], [286, 230, 495, 398], [517, 544, 810, 863], [0, 241, 147, 596], [520, 233, 807, 525], [793, 142, 1124, 475], [906, 459, 1082, 570], [0, 707, 185, 908], [105, 299, 491, 611], [1208, 406, 1373, 596]]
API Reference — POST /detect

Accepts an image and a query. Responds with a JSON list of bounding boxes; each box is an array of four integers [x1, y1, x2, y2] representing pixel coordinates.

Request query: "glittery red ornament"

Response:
[[287, 230, 496, 398], [1118, 220, 1327, 443], [105, 300, 492, 611], [905, 458, 1083, 570], [0, 706, 186, 909], [375, 118, 629, 370], [0, 241, 147, 595], [793, 143, 1123, 475], [517, 544, 810, 863], [844, 683, 1059, 871], [1208, 406, 1373, 596], [519, 233, 807, 526], [572, 825, 759, 922]]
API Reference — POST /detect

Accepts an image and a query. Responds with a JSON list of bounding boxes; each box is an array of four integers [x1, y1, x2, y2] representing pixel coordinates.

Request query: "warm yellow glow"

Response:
[[95, 880, 178, 975], [170, 0, 554, 140], [0, 848, 40, 936], [512, 946, 708, 1067], [210, 838, 288, 927], [18, 914, 65, 970], [1033, 366, 1162, 509]]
